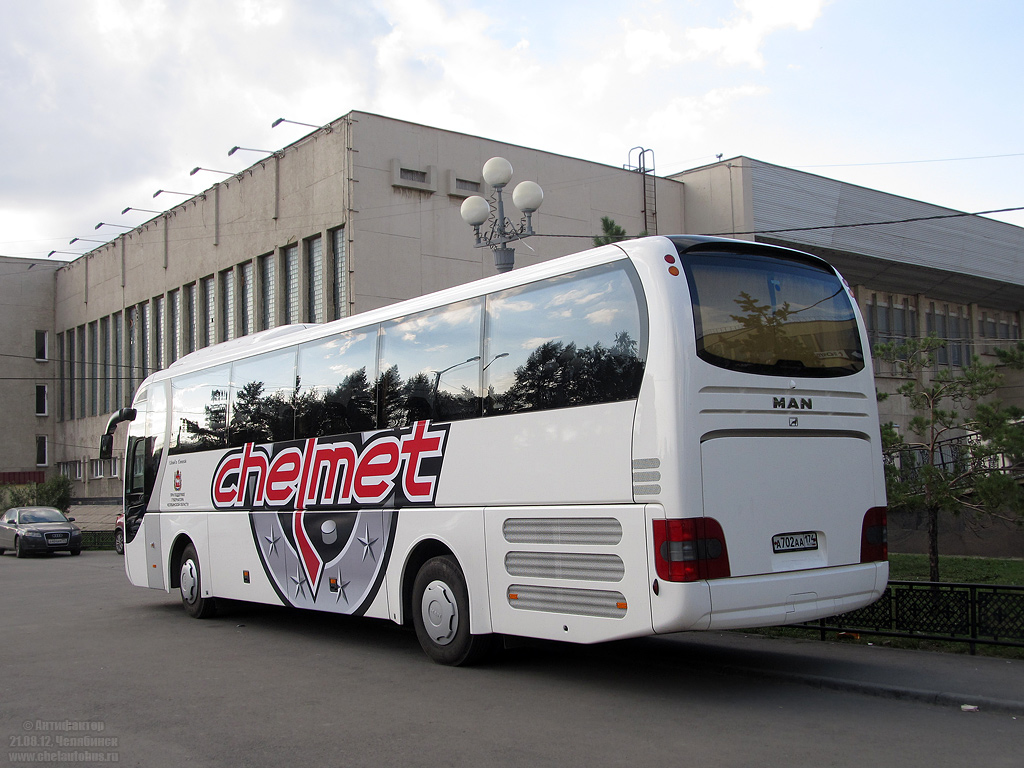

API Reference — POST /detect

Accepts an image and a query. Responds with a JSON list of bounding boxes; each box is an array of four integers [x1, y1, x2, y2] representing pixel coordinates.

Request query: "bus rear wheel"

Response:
[[179, 544, 217, 619], [412, 555, 495, 666]]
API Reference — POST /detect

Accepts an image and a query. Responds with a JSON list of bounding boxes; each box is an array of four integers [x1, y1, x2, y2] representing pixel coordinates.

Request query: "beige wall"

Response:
[[0, 257, 58, 476], [48, 110, 686, 501]]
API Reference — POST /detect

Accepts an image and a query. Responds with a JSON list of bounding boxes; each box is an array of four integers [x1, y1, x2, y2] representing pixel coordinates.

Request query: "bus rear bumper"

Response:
[[704, 562, 888, 631]]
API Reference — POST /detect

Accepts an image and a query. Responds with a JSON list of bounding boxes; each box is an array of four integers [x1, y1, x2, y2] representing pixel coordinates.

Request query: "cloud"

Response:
[[684, 0, 827, 68]]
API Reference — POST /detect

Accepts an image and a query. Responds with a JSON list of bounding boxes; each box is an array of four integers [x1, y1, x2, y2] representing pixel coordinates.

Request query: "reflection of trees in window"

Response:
[[295, 367, 375, 438], [228, 380, 295, 446], [373, 365, 478, 429], [495, 331, 644, 414]]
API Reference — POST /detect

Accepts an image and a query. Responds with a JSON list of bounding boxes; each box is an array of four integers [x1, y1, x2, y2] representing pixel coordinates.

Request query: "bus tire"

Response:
[[179, 544, 217, 619], [412, 555, 494, 666]]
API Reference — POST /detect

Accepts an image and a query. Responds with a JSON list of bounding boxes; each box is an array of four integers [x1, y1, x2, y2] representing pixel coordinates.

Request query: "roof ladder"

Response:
[[626, 147, 658, 236]]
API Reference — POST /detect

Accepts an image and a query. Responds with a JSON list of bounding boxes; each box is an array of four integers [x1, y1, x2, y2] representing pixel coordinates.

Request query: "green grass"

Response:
[[888, 553, 1024, 585]]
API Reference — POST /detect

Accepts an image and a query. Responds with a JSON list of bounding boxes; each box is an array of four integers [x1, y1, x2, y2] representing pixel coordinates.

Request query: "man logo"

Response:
[[773, 397, 813, 410]]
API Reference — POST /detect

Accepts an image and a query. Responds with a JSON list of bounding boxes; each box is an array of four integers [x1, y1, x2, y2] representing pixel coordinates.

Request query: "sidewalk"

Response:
[[67, 502, 120, 532], [661, 630, 1024, 715]]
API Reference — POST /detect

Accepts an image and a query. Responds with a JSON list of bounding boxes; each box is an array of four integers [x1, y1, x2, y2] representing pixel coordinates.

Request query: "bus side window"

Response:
[[483, 262, 647, 416], [296, 326, 379, 438], [379, 298, 483, 428], [228, 348, 297, 447]]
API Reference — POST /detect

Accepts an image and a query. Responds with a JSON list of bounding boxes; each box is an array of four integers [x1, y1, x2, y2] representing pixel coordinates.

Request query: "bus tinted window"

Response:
[[169, 365, 230, 454], [295, 326, 378, 437], [379, 298, 484, 427], [227, 348, 297, 447], [685, 250, 865, 378], [484, 261, 647, 415]]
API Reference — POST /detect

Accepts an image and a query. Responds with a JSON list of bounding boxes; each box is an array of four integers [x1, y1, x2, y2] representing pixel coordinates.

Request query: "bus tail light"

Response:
[[652, 517, 731, 582], [860, 507, 888, 563]]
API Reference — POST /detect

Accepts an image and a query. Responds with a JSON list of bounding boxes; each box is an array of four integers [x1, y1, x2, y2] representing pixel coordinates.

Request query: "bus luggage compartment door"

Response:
[[700, 435, 876, 578]]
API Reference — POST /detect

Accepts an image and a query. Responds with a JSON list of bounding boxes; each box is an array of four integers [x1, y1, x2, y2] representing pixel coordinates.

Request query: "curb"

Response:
[[720, 663, 1024, 716]]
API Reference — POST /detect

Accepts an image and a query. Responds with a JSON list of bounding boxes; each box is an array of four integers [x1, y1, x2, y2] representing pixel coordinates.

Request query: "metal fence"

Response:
[[80, 530, 116, 549], [795, 580, 1024, 653]]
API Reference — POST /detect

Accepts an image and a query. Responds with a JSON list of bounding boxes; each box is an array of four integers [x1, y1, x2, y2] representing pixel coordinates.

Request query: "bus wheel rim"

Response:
[[421, 580, 458, 646], [180, 560, 198, 604]]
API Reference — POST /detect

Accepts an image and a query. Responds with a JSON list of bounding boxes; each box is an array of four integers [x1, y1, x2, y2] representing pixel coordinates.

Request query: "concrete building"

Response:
[[3, 111, 1021, 551], [0, 256, 60, 486]]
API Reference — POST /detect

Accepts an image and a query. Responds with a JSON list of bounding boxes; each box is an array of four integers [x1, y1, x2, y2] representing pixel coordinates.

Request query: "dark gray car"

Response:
[[0, 507, 82, 557]]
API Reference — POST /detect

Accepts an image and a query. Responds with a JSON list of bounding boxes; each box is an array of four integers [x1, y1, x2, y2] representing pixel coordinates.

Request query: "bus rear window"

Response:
[[683, 249, 864, 377]]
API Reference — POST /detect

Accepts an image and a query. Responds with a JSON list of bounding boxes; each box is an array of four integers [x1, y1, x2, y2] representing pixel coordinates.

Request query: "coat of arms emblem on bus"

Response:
[[210, 420, 450, 613]]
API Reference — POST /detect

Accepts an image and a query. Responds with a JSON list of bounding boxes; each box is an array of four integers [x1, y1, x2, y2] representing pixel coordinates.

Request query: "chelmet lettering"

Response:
[[212, 420, 449, 511]]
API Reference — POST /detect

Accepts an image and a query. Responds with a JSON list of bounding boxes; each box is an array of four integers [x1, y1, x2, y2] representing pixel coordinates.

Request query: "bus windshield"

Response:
[[683, 248, 865, 377]]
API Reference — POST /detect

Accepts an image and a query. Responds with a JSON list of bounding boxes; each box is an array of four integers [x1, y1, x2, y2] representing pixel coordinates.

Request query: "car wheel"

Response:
[[412, 555, 495, 666], [179, 544, 217, 619], [15, 537, 27, 558], [70, 549, 81, 556], [114, 528, 124, 555]]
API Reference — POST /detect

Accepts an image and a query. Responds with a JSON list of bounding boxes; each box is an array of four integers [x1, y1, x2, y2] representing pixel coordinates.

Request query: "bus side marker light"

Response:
[[243, 570, 250, 584], [616, 601, 628, 610], [509, 593, 519, 600], [664, 254, 676, 264], [668, 266, 680, 276]]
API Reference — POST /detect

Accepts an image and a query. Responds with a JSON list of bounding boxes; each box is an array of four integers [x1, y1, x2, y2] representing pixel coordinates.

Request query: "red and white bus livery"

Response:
[[105, 235, 888, 664]]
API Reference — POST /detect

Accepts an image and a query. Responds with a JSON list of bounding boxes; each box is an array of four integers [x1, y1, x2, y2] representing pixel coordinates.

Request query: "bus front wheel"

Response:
[[412, 555, 494, 666], [179, 544, 217, 619]]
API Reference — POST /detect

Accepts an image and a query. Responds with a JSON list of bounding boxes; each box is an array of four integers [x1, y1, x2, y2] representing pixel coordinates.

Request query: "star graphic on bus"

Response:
[[358, 525, 378, 562], [264, 530, 281, 557], [333, 568, 350, 604], [290, 565, 309, 598]]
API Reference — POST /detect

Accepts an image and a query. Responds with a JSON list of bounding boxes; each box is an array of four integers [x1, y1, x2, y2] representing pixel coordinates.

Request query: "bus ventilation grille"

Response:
[[632, 457, 661, 495], [507, 585, 627, 619], [504, 551, 625, 582], [502, 518, 622, 545]]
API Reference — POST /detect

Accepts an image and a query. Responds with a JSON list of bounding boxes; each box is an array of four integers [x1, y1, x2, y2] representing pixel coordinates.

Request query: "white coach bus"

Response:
[[102, 235, 888, 665]]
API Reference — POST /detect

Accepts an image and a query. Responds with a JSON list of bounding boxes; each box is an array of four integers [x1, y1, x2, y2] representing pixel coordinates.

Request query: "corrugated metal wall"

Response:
[[747, 159, 1024, 287]]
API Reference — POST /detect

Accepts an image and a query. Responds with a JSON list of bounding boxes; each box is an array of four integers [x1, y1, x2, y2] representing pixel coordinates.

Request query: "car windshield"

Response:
[[20, 509, 67, 524]]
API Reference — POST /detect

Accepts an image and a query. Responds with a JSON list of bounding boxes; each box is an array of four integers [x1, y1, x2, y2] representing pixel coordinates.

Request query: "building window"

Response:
[[76, 324, 86, 419], [141, 301, 151, 378], [184, 283, 196, 355], [307, 235, 323, 324], [35, 436, 47, 467], [100, 316, 111, 413], [332, 227, 347, 320], [126, 306, 138, 395], [112, 311, 123, 408], [240, 262, 254, 336], [220, 269, 235, 342], [36, 384, 47, 416], [978, 310, 1021, 355], [259, 253, 275, 331], [35, 330, 48, 361], [154, 295, 165, 371], [169, 289, 180, 364], [926, 302, 971, 367], [57, 332, 65, 421], [88, 321, 98, 417], [283, 245, 299, 324], [202, 275, 216, 347]]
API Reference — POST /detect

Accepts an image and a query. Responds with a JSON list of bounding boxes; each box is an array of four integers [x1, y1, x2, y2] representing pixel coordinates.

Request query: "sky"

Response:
[[3, 0, 1024, 262]]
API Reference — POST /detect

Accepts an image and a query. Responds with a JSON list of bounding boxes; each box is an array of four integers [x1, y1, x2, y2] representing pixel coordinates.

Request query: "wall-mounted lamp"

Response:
[[190, 167, 235, 177], [69, 237, 107, 245], [228, 146, 276, 157], [460, 157, 544, 273], [94, 222, 134, 231], [271, 117, 328, 132], [121, 207, 163, 215], [153, 189, 200, 199], [48, 250, 86, 258]]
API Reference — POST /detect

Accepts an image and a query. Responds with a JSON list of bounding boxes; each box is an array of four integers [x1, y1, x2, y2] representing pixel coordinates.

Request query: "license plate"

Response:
[[772, 531, 818, 553], [48, 536, 69, 545]]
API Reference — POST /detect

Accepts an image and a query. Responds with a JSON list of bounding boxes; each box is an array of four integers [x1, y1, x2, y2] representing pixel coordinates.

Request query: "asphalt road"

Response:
[[1, 550, 1020, 768]]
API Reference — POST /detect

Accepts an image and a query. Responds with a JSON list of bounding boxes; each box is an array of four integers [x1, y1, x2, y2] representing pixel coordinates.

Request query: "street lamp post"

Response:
[[459, 157, 544, 273]]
